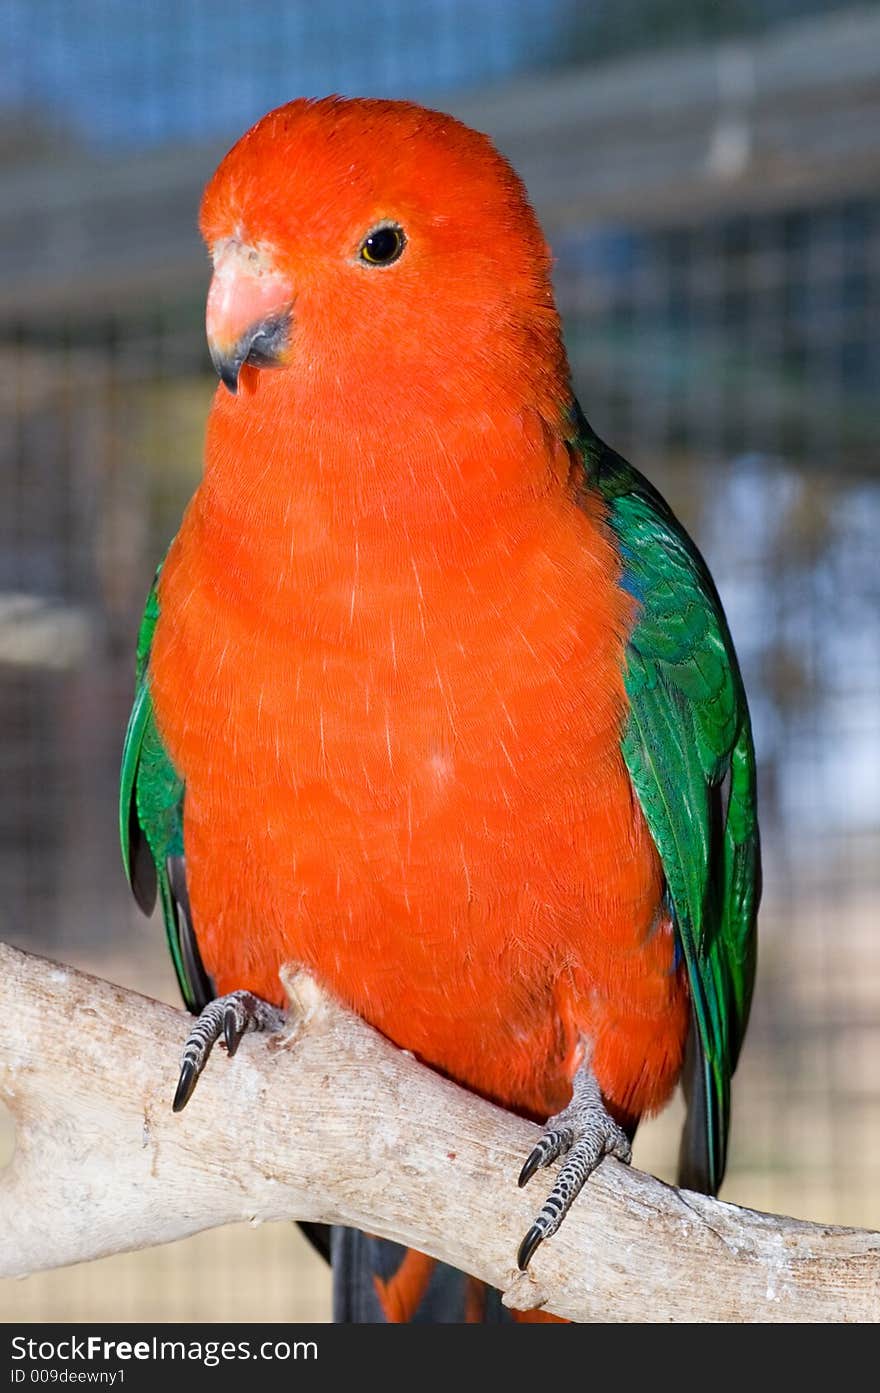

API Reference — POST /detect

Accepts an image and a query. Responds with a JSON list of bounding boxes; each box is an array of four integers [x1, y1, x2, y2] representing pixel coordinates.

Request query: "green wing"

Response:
[[574, 408, 760, 1195], [119, 567, 213, 1013]]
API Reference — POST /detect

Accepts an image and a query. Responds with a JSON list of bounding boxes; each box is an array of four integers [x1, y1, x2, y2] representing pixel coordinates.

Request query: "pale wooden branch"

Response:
[[1, 941, 878, 1322]]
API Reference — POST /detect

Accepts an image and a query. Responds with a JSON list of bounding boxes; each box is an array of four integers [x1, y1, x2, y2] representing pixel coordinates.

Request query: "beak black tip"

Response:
[[209, 342, 242, 395], [208, 311, 290, 395]]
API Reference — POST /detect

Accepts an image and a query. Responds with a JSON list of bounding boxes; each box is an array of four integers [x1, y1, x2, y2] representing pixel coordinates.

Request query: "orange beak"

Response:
[[206, 240, 293, 394]]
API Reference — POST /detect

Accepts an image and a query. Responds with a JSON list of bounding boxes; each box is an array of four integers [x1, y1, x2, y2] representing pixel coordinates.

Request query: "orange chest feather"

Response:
[[148, 477, 673, 1116]]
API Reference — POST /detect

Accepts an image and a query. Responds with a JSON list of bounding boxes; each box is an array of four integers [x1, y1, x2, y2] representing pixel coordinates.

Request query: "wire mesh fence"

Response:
[[1, 0, 878, 1322]]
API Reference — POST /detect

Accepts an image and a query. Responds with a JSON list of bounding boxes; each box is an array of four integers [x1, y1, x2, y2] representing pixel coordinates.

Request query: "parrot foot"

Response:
[[516, 1061, 632, 1270], [172, 991, 286, 1112]]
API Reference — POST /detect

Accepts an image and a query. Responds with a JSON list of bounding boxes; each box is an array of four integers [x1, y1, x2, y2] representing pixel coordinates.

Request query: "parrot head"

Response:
[[199, 98, 569, 435]]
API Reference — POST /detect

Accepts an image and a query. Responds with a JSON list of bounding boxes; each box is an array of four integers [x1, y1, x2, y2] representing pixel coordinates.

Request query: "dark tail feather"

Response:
[[298, 1222, 332, 1264], [677, 1018, 721, 1195], [330, 1229, 519, 1323]]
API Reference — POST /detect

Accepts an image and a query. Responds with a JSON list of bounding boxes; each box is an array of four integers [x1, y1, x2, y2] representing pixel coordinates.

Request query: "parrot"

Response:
[[120, 97, 759, 1323]]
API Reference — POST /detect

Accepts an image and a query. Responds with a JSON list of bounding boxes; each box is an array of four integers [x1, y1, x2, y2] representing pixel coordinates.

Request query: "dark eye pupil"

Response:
[[361, 225, 404, 265]]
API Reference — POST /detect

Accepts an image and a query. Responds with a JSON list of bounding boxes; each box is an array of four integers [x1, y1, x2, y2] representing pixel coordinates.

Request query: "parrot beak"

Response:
[[206, 239, 293, 394]]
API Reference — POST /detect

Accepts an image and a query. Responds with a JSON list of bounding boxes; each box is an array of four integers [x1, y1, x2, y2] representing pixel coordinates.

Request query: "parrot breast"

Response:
[[149, 412, 689, 1123]]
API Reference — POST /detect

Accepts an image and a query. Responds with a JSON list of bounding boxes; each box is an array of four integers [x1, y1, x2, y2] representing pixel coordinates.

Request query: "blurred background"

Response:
[[1, 0, 879, 1321]]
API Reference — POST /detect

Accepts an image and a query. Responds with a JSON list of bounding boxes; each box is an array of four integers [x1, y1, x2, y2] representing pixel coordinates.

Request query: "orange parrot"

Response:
[[121, 97, 759, 1323]]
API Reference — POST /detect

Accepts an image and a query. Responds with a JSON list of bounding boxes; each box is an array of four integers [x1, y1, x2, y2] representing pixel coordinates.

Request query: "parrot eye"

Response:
[[359, 223, 406, 267]]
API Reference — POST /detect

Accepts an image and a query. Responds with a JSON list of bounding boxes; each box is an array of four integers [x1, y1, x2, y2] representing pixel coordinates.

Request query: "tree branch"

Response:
[[1, 941, 878, 1321]]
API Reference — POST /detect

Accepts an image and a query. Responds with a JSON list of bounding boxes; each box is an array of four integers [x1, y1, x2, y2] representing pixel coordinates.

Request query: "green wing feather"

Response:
[[573, 407, 760, 1195], [119, 567, 213, 1013]]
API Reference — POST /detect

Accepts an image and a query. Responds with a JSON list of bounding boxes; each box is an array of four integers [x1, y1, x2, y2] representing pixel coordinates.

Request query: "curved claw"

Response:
[[171, 990, 285, 1113], [517, 1223, 545, 1272], [518, 1145, 546, 1189], [518, 1128, 567, 1188], [224, 1001, 244, 1057], [171, 999, 225, 1112], [173, 1058, 199, 1113]]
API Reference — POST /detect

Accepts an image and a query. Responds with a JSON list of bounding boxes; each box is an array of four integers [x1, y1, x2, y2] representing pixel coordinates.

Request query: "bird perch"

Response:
[[1, 940, 878, 1322]]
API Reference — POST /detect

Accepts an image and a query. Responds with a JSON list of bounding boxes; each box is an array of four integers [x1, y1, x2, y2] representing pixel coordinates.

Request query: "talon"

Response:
[[515, 1058, 631, 1267], [517, 1223, 545, 1271], [224, 1001, 244, 1056], [518, 1146, 544, 1189], [171, 989, 284, 1113], [518, 1128, 567, 1188], [173, 1058, 198, 1113]]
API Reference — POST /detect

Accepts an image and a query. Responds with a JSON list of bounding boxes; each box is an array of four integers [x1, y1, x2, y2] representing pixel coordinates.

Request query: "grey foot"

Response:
[[172, 990, 285, 1112], [516, 1063, 632, 1270]]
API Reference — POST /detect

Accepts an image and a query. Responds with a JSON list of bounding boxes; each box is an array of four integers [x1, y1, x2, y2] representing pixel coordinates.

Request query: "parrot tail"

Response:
[[329, 1230, 564, 1323]]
